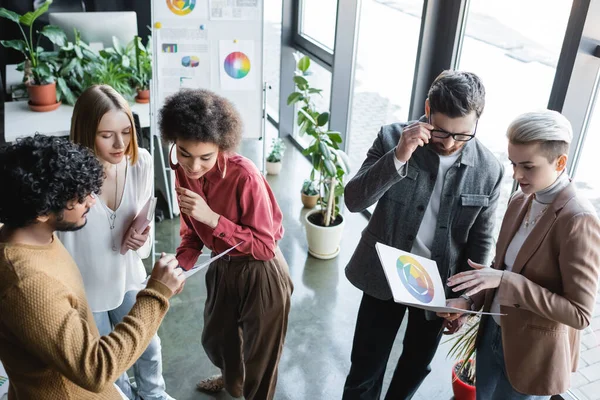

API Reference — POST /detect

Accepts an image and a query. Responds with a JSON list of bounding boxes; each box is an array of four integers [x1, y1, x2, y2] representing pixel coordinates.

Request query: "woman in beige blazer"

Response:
[[442, 110, 600, 399]]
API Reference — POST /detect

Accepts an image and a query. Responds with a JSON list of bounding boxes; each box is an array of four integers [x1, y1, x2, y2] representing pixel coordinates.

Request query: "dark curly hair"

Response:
[[159, 89, 242, 151], [428, 70, 486, 118], [0, 134, 103, 228]]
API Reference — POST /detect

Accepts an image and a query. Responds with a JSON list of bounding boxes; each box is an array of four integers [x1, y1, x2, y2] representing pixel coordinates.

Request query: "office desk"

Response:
[[4, 101, 150, 143]]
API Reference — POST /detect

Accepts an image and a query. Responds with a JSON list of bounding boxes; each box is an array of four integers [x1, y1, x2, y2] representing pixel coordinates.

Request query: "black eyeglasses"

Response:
[[428, 117, 478, 142]]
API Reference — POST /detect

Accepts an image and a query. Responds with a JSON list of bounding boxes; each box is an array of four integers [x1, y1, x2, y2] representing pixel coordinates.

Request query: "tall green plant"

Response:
[[50, 28, 98, 105], [132, 35, 152, 91], [287, 55, 350, 227], [0, 0, 66, 86]]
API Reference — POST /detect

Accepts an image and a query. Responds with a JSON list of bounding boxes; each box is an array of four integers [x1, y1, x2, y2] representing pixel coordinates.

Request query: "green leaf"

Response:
[[286, 92, 303, 106], [0, 8, 21, 23], [112, 36, 123, 54], [121, 55, 131, 68], [60, 57, 78, 75], [298, 55, 310, 72], [293, 75, 309, 87], [336, 149, 351, 173], [19, 0, 52, 26], [323, 159, 336, 177], [308, 88, 322, 94], [318, 141, 332, 160], [328, 132, 343, 143], [74, 45, 83, 59], [41, 25, 66, 47], [317, 112, 329, 127], [35, 62, 52, 77], [56, 77, 77, 105], [298, 108, 317, 125], [298, 120, 309, 136], [0, 39, 27, 54]]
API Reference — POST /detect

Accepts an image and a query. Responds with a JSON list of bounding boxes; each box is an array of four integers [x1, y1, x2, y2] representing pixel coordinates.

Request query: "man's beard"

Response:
[[54, 209, 89, 232], [430, 141, 466, 156]]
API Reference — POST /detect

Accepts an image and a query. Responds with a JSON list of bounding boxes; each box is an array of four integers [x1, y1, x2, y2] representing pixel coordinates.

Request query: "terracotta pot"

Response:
[[266, 161, 282, 175], [135, 89, 150, 104], [304, 209, 345, 259], [451, 360, 476, 400], [301, 193, 318, 209], [27, 82, 58, 110]]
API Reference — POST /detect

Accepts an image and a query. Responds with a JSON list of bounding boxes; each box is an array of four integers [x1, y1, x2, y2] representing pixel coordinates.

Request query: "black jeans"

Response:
[[342, 293, 444, 400]]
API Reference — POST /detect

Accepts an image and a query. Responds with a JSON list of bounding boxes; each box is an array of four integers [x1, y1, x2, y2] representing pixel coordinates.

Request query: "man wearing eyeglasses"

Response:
[[342, 70, 504, 400]]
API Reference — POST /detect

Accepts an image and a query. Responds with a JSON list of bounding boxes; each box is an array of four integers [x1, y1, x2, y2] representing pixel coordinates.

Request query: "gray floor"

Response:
[[148, 129, 456, 400]]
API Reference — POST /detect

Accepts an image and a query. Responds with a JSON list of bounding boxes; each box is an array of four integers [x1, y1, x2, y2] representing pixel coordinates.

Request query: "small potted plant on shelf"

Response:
[[132, 35, 152, 103], [0, 0, 67, 112], [301, 179, 319, 209], [446, 314, 480, 400], [266, 138, 286, 175], [288, 55, 351, 259]]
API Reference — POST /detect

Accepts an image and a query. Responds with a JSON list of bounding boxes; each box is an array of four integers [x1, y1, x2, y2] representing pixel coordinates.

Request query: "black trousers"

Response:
[[342, 293, 444, 400]]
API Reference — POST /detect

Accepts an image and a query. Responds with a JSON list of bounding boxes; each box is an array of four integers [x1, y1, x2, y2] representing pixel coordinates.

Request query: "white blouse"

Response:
[[58, 149, 154, 312]]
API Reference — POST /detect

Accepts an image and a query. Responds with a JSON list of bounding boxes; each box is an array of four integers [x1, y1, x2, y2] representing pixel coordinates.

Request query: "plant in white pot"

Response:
[[0, 0, 67, 111], [300, 179, 319, 209], [287, 55, 351, 259], [445, 314, 480, 400], [266, 138, 286, 175]]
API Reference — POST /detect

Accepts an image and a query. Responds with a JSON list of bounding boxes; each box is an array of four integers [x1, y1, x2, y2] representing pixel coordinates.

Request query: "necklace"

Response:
[[100, 163, 119, 251], [524, 198, 548, 229]]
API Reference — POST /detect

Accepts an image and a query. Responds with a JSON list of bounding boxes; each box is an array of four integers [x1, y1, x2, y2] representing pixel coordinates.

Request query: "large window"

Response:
[[456, 0, 572, 236], [347, 0, 423, 179], [569, 76, 600, 400], [298, 0, 337, 52]]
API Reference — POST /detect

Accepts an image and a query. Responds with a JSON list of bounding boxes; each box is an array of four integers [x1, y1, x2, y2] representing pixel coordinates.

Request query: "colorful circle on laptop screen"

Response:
[[167, 0, 196, 15], [224, 52, 251, 79], [397, 255, 434, 303]]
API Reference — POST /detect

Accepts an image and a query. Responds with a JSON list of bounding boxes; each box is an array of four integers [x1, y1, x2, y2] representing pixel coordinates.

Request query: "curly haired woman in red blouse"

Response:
[[159, 89, 293, 400]]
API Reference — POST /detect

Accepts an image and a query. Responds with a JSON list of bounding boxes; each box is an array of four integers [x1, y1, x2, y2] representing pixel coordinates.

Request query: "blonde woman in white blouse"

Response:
[[441, 110, 600, 399], [58, 85, 174, 400]]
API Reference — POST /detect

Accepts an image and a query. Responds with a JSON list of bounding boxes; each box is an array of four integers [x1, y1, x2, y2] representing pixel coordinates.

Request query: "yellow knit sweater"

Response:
[[0, 234, 172, 399]]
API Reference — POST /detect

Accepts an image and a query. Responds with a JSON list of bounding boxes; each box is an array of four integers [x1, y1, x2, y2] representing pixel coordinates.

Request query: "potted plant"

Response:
[[301, 179, 319, 209], [266, 138, 286, 175], [132, 35, 152, 103], [287, 55, 351, 259], [0, 0, 67, 111], [446, 314, 480, 400], [50, 28, 98, 105]]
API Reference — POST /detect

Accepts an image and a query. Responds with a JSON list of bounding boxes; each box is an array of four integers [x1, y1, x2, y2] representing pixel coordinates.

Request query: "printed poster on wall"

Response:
[[156, 25, 212, 105], [375, 243, 502, 315], [158, 0, 208, 20], [219, 40, 256, 91], [0, 361, 8, 398], [209, 0, 259, 20]]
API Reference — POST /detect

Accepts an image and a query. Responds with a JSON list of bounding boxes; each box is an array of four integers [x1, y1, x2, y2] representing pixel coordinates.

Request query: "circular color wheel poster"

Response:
[[224, 52, 251, 79], [167, 0, 196, 16], [396, 255, 435, 303]]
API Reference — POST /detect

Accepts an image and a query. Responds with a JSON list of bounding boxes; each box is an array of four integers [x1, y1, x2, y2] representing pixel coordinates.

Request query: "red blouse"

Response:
[[174, 152, 284, 270]]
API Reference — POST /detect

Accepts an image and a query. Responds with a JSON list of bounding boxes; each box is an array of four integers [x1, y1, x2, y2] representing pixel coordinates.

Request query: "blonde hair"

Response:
[[507, 110, 572, 162], [70, 85, 138, 164]]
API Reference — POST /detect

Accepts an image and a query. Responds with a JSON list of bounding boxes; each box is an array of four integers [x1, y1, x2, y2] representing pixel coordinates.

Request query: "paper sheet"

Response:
[[375, 242, 503, 316], [219, 40, 256, 91], [183, 242, 242, 279], [209, 0, 259, 20], [143, 243, 242, 285]]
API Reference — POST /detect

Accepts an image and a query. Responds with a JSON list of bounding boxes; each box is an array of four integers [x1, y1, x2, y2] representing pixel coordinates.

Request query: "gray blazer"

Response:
[[345, 121, 504, 302]]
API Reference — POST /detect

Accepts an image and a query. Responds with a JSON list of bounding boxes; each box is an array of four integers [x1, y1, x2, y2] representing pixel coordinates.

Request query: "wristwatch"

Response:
[[460, 293, 474, 309]]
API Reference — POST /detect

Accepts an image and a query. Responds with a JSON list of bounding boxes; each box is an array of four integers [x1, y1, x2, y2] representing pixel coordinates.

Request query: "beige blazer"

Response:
[[473, 183, 600, 395]]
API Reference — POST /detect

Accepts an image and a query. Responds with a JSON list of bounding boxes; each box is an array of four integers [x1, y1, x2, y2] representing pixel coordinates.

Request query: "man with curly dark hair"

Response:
[[0, 134, 185, 400], [159, 89, 293, 400]]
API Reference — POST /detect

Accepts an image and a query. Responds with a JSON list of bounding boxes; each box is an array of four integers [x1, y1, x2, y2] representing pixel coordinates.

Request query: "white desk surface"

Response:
[[4, 101, 150, 143]]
